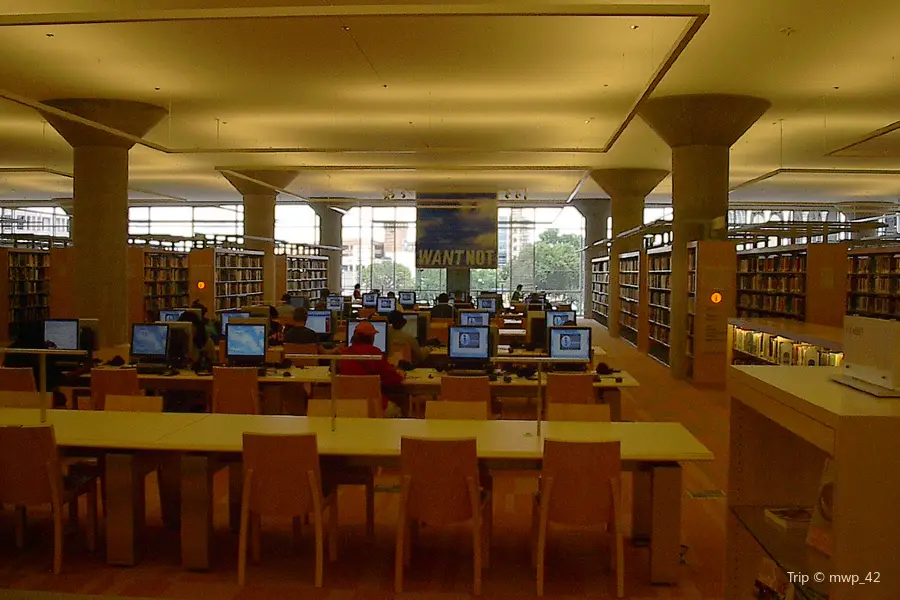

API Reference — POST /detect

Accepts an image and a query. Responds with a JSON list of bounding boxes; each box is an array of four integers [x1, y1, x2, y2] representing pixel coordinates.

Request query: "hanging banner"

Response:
[[416, 197, 498, 269]]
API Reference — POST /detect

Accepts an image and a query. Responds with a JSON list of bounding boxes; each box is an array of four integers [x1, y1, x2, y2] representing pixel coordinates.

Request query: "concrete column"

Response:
[[222, 170, 298, 304], [639, 94, 770, 378], [587, 170, 668, 336], [837, 201, 893, 240], [572, 198, 610, 320], [311, 204, 344, 293], [39, 99, 167, 347]]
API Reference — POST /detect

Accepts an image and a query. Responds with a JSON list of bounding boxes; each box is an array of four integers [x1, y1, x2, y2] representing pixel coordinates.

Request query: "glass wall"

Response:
[[0, 206, 70, 238]]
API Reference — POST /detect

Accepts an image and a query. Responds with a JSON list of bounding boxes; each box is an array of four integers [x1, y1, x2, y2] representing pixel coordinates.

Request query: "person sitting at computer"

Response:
[[339, 321, 405, 418], [177, 311, 216, 365], [283, 306, 319, 345], [314, 288, 330, 311], [191, 300, 219, 344], [430, 293, 456, 320], [511, 284, 524, 303], [353, 283, 362, 301], [387, 310, 425, 366], [276, 293, 295, 318]]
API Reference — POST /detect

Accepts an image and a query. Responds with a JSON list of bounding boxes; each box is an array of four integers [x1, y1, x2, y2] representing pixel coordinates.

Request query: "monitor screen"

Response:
[[376, 296, 396, 313], [288, 296, 308, 308], [549, 327, 591, 361], [546, 310, 577, 328], [221, 311, 250, 334], [306, 310, 332, 334], [459, 311, 490, 326], [326, 295, 343, 311], [131, 324, 169, 360], [448, 326, 490, 360], [226, 324, 267, 358], [361, 293, 378, 307], [347, 320, 388, 353], [159, 309, 184, 322], [398, 291, 415, 306], [43, 319, 79, 351], [477, 297, 498, 313]]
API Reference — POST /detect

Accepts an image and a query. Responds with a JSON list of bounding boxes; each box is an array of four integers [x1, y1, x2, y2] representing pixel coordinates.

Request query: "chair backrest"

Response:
[[401, 437, 479, 524], [541, 440, 620, 527], [425, 400, 489, 420], [307, 398, 372, 418], [545, 403, 611, 422], [0, 425, 60, 505], [243, 433, 321, 517], [428, 320, 451, 344], [546, 372, 594, 404], [212, 367, 260, 414], [0, 391, 46, 409], [91, 368, 140, 411], [0, 367, 37, 392], [283, 342, 319, 367], [105, 394, 164, 412], [439, 375, 491, 403], [332, 375, 382, 418]]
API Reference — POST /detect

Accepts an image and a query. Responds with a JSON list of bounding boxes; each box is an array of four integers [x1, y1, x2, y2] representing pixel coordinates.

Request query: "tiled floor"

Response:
[[0, 323, 729, 599]]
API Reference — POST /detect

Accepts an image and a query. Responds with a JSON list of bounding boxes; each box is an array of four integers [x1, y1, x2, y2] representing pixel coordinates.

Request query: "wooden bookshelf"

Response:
[[276, 254, 329, 301], [846, 247, 900, 320], [128, 247, 190, 323], [727, 366, 900, 600], [646, 246, 672, 365], [737, 243, 847, 327], [590, 256, 610, 328], [617, 251, 642, 348], [686, 241, 736, 386], [0, 249, 50, 339], [728, 317, 843, 367], [189, 247, 265, 312]]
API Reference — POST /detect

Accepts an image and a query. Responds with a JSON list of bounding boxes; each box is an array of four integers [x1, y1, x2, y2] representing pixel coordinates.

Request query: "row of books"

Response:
[[848, 276, 897, 293], [649, 290, 670, 306], [144, 282, 190, 297], [215, 255, 263, 269], [217, 295, 260, 311], [7, 253, 48, 268], [649, 273, 670, 289], [649, 254, 671, 271], [688, 271, 696, 294], [732, 329, 843, 366], [619, 273, 640, 286], [738, 294, 804, 316], [8, 306, 48, 319], [8, 267, 48, 281], [216, 282, 263, 296], [619, 288, 639, 304], [620, 256, 640, 273], [287, 280, 328, 291], [8, 281, 49, 295], [218, 271, 263, 282], [848, 253, 898, 275], [286, 268, 327, 278], [649, 324, 670, 345], [847, 295, 900, 315], [738, 274, 805, 293], [649, 306, 670, 325], [145, 254, 188, 269], [619, 312, 638, 332], [738, 253, 806, 274], [144, 296, 190, 313]]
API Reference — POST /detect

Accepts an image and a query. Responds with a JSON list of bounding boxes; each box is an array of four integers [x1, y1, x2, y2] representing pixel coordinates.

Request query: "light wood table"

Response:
[[153, 415, 710, 584]]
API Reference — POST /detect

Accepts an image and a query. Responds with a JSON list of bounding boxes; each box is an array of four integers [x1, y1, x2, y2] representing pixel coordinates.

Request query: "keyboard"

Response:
[[136, 364, 169, 375]]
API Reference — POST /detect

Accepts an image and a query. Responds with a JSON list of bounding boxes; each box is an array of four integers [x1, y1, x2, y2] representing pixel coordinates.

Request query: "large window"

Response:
[[342, 206, 419, 296], [128, 204, 244, 237], [0, 206, 70, 238]]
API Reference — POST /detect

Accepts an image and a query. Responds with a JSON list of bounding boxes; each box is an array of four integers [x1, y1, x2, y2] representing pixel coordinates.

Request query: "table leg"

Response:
[[229, 462, 242, 532], [600, 388, 622, 422], [157, 453, 181, 528], [649, 464, 682, 585], [181, 454, 214, 570], [631, 466, 652, 545], [105, 453, 146, 566]]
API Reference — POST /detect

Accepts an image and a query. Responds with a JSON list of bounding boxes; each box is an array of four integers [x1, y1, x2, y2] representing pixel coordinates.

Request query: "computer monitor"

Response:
[[159, 309, 184, 322], [78, 318, 100, 353], [549, 326, 591, 362], [221, 311, 251, 335], [362, 293, 378, 308], [526, 311, 547, 347], [130, 323, 169, 362], [376, 296, 396, 314], [459, 310, 491, 326], [161, 321, 194, 364], [229, 317, 270, 338], [175, 307, 203, 319], [476, 297, 498, 314], [448, 326, 490, 361], [326, 295, 343, 312], [225, 323, 267, 365], [305, 310, 332, 335], [43, 319, 79, 351], [248, 305, 271, 318], [347, 319, 388, 353], [288, 295, 309, 308], [546, 310, 577, 329], [398, 291, 416, 307]]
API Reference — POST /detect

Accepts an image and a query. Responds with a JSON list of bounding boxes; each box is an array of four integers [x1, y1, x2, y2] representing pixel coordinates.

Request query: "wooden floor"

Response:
[[0, 322, 729, 599]]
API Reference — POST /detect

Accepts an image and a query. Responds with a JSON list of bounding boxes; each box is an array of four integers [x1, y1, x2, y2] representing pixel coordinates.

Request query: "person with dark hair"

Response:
[[177, 311, 215, 364], [387, 291, 396, 299], [340, 321, 404, 417], [353, 283, 362, 301], [277, 293, 295, 317], [387, 310, 425, 365], [283, 306, 318, 345], [511, 284, 524, 303], [430, 292, 456, 320], [190, 300, 219, 344]]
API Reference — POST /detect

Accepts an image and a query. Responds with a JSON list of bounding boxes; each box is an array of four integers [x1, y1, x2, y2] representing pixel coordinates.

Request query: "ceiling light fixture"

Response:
[[46, 33, 54, 37], [342, 25, 350, 31], [328, 206, 348, 215], [631, 25, 639, 30]]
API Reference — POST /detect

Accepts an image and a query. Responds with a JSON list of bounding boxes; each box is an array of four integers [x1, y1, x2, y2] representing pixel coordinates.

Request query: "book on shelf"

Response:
[[806, 459, 834, 557], [763, 507, 813, 530]]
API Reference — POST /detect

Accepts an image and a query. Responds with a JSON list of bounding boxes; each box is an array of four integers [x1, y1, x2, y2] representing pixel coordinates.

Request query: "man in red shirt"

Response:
[[339, 320, 405, 417]]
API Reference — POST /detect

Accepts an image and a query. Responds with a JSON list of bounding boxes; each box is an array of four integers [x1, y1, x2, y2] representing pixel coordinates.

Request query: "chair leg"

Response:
[[327, 501, 338, 562], [483, 499, 492, 569], [615, 532, 625, 598], [404, 519, 412, 566], [52, 499, 63, 575], [365, 476, 375, 538], [14, 506, 26, 549], [530, 497, 538, 568], [394, 517, 406, 593], [250, 514, 261, 565], [536, 519, 547, 596], [473, 513, 482, 595], [313, 507, 325, 588], [85, 488, 98, 553], [238, 507, 250, 585]]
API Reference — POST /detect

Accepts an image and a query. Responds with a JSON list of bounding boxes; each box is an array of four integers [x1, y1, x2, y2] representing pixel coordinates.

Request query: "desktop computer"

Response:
[[398, 291, 416, 308], [225, 323, 268, 368], [131, 323, 170, 373], [476, 296, 498, 314], [160, 320, 194, 367], [220, 311, 251, 335], [326, 295, 343, 312], [347, 319, 388, 353], [159, 309, 184, 322], [376, 296, 396, 314], [459, 310, 491, 326], [447, 325, 491, 374], [362, 293, 378, 308], [43, 319, 79, 351], [306, 310, 332, 336], [548, 326, 591, 370]]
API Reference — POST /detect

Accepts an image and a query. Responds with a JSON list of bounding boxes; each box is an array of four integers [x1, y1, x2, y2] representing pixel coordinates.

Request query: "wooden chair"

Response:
[[396, 437, 491, 594], [428, 320, 451, 345], [0, 367, 37, 392], [0, 391, 45, 408], [212, 367, 260, 414], [307, 398, 371, 418], [238, 433, 338, 587], [284, 342, 319, 367], [90, 368, 140, 411], [546, 372, 595, 404], [533, 440, 624, 597], [545, 403, 611, 422], [104, 395, 164, 412], [332, 374, 382, 419], [0, 425, 98, 574], [439, 375, 492, 417], [425, 400, 489, 420]]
